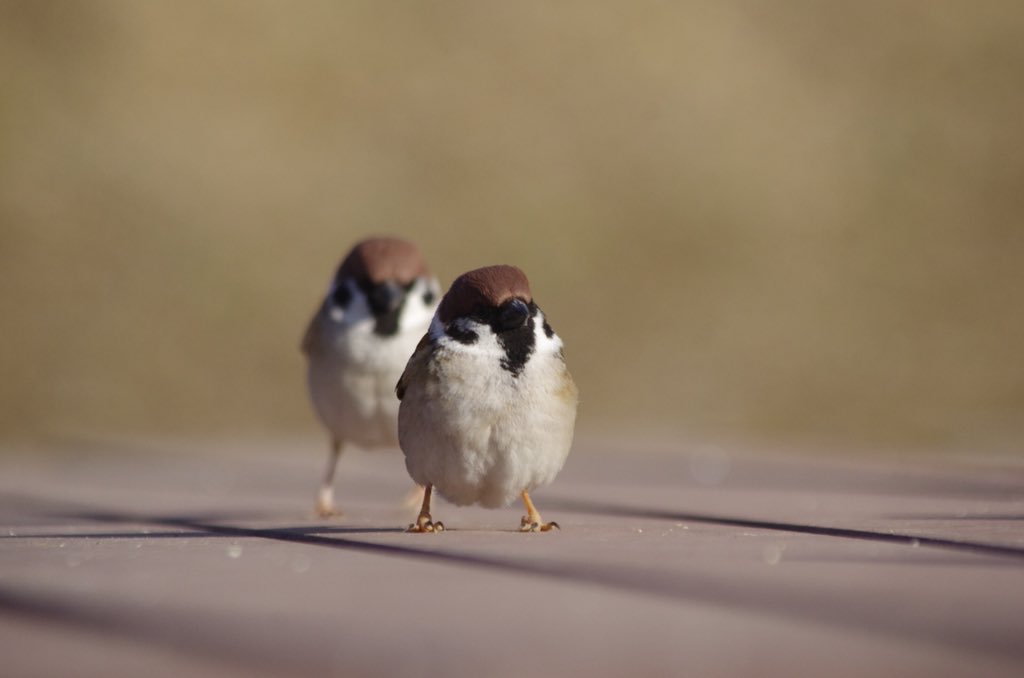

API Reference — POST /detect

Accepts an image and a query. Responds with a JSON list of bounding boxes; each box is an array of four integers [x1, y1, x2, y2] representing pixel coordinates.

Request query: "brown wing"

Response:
[[396, 332, 434, 401]]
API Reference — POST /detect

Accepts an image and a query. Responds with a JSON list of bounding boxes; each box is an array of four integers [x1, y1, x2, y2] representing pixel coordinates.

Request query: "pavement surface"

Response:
[[1, 436, 1023, 678]]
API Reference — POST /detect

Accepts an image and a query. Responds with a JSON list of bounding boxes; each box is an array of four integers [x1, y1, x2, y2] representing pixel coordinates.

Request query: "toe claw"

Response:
[[520, 519, 560, 533], [315, 504, 342, 519], [407, 518, 444, 534]]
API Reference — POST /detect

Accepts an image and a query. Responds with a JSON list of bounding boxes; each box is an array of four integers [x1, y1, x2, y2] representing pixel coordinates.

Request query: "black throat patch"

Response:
[[373, 307, 403, 337], [368, 280, 415, 338], [494, 313, 536, 377]]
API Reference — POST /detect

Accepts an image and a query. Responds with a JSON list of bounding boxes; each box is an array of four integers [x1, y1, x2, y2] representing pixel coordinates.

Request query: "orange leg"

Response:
[[520, 490, 559, 532], [407, 483, 444, 533]]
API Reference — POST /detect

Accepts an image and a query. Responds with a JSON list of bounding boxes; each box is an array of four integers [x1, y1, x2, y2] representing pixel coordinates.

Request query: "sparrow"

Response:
[[396, 265, 578, 532], [301, 236, 440, 517]]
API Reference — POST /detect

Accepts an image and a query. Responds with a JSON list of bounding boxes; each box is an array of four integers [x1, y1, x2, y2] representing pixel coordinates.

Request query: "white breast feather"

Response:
[[307, 277, 438, 449], [400, 310, 578, 508]]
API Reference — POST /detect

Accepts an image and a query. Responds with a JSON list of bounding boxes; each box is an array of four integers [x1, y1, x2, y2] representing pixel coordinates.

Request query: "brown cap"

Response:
[[437, 265, 532, 323], [335, 237, 429, 285]]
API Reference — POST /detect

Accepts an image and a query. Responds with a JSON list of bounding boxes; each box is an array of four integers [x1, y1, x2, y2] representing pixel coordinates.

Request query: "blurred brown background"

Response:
[[2, 1, 1022, 453]]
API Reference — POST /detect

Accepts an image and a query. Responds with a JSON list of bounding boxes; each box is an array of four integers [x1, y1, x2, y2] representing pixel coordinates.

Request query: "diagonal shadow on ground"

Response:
[[1, 525, 405, 540], [4, 491, 1024, 666], [542, 497, 1024, 561], [882, 513, 1024, 521]]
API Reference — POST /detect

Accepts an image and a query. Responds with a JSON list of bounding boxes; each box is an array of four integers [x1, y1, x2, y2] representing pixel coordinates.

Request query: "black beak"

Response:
[[367, 281, 404, 317], [496, 298, 530, 332]]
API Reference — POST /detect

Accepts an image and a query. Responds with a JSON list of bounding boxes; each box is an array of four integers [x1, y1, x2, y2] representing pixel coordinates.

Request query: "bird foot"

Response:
[[314, 487, 343, 519], [314, 501, 343, 519], [407, 516, 445, 533], [520, 516, 560, 532]]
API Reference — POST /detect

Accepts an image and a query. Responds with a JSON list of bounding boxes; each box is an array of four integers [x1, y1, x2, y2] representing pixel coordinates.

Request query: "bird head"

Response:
[[431, 265, 561, 376], [328, 237, 439, 337]]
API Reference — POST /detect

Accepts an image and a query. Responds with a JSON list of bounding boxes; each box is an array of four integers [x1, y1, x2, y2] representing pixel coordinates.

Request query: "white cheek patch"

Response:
[[471, 327, 505, 357], [431, 315, 507, 358], [533, 309, 564, 355], [431, 308, 565, 360], [398, 277, 441, 334], [326, 280, 347, 322], [329, 279, 373, 330], [331, 276, 440, 334]]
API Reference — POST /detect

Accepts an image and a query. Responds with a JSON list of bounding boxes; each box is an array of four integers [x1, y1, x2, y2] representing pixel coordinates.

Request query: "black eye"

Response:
[[423, 290, 436, 305], [331, 284, 352, 308]]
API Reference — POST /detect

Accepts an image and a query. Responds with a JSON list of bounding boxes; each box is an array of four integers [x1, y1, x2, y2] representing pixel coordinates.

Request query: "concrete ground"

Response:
[[1, 436, 1022, 678]]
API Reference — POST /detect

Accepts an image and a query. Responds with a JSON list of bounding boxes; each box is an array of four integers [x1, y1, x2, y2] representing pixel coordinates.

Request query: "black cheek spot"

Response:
[[446, 324, 479, 344], [331, 284, 352, 309], [423, 290, 436, 306], [543, 320, 554, 339]]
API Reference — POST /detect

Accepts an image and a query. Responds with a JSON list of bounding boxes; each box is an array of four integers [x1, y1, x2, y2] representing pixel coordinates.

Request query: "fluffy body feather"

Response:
[[302, 236, 439, 517], [398, 273, 578, 509], [305, 275, 437, 449]]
